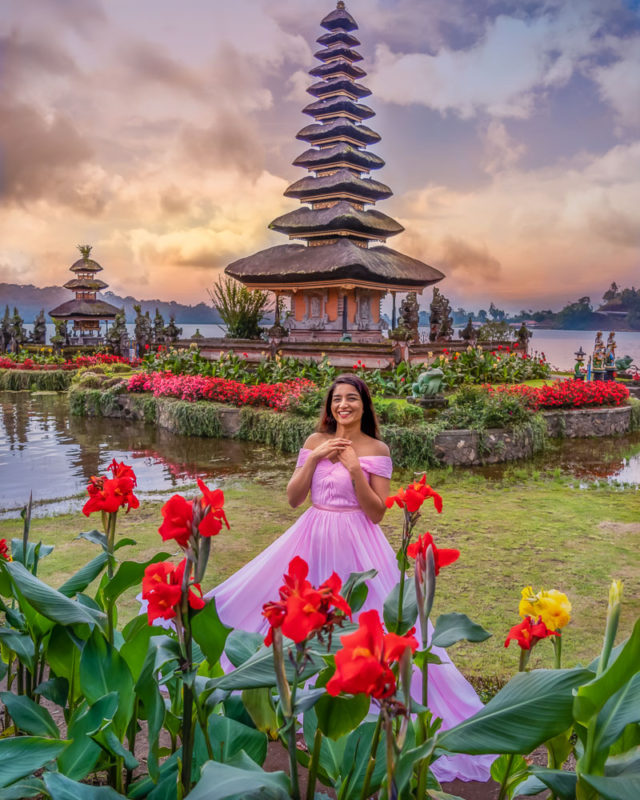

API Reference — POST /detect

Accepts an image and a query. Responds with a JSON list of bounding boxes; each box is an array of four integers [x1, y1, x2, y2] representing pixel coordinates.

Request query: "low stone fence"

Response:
[[93, 393, 636, 469]]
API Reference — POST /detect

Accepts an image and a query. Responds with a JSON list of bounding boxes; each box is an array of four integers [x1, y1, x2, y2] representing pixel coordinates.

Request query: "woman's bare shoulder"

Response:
[[358, 437, 390, 457], [303, 432, 329, 450]]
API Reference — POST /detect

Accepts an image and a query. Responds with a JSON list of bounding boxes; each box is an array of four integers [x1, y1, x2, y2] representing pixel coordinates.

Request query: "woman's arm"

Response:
[[338, 446, 390, 524], [286, 434, 352, 508]]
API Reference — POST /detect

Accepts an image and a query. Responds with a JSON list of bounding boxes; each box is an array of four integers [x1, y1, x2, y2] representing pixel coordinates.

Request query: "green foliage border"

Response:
[[0, 369, 73, 392]]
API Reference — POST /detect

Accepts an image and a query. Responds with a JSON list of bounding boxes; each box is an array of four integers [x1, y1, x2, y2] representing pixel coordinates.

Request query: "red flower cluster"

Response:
[[142, 559, 204, 624], [407, 532, 459, 575], [0, 538, 11, 562], [485, 380, 629, 410], [385, 474, 443, 514], [262, 556, 351, 646], [127, 372, 316, 411], [326, 610, 418, 699], [82, 459, 139, 516], [0, 354, 132, 371], [159, 479, 229, 548], [504, 615, 559, 650]]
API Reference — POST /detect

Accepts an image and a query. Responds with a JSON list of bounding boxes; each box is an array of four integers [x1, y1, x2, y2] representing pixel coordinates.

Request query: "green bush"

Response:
[[163, 399, 224, 438], [441, 385, 534, 430], [373, 397, 424, 426], [238, 408, 315, 453], [629, 396, 640, 432]]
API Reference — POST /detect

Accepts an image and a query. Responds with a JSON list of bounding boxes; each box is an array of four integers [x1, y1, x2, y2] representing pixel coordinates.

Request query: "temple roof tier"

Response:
[[316, 30, 360, 47], [227, 239, 444, 290], [69, 257, 103, 274], [284, 169, 392, 202], [307, 76, 371, 99], [313, 43, 363, 63], [269, 201, 404, 238], [49, 298, 120, 319], [63, 278, 109, 291], [302, 97, 375, 121], [321, 4, 358, 32], [293, 143, 385, 171], [309, 59, 366, 80], [296, 118, 380, 146]]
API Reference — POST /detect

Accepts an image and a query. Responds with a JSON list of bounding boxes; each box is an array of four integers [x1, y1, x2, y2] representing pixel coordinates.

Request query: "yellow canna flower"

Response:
[[519, 586, 571, 630]]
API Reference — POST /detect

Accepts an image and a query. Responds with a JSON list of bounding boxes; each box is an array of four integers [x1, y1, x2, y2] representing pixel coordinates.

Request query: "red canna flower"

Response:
[[197, 479, 230, 536], [158, 494, 194, 548], [262, 556, 351, 646], [326, 610, 418, 699], [0, 538, 12, 562], [407, 532, 460, 575], [504, 615, 559, 650], [142, 559, 204, 624], [385, 474, 443, 514], [82, 465, 139, 516]]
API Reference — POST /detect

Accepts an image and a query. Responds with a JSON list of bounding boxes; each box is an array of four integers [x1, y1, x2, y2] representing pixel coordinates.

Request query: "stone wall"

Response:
[[542, 405, 631, 438], [433, 427, 536, 466]]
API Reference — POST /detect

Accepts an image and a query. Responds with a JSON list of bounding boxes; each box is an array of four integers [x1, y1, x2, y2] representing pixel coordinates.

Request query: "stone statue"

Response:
[[153, 309, 165, 343], [107, 308, 128, 356], [516, 322, 531, 350], [429, 288, 443, 342], [412, 367, 445, 398], [51, 319, 68, 355], [437, 295, 454, 341], [31, 309, 47, 345], [460, 315, 476, 341], [164, 316, 182, 343], [399, 292, 420, 342], [605, 332, 616, 369], [9, 308, 26, 353], [133, 304, 153, 352], [615, 354, 633, 373], [1, 305, 12, 353], [592, 331, 605, 370]]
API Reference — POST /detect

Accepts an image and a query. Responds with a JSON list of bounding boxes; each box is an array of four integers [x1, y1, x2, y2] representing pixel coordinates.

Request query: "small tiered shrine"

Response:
[[226, 1, 444, 343], [49, 245, 120, 343]]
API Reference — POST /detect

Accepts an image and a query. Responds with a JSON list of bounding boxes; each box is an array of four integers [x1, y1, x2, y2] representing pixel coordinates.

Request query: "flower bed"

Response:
[[0, 353, 132, 371], [486, 379, 629, 410], [127, 371, 317, 411]]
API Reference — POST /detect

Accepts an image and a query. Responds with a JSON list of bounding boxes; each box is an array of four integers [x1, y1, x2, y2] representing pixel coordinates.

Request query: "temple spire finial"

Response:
[[337, 1, 345, 9], [77, 244, 92, 261]]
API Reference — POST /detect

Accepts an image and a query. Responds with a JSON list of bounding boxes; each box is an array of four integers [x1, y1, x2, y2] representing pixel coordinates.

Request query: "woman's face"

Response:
[[331, 383, 364, 427]]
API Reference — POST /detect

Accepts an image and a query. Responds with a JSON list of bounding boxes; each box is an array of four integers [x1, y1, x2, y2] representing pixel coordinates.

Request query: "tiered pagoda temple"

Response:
[[49, 245, 120, 343], [226, 1, 444, 343]]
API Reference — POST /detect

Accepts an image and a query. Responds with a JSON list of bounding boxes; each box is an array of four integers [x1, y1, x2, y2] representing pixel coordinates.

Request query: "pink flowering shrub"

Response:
[[127, 371, 316, 411]]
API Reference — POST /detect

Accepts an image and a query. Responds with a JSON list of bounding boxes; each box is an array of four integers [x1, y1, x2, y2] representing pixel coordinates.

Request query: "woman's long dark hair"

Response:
[[317, 373, 380, 439]]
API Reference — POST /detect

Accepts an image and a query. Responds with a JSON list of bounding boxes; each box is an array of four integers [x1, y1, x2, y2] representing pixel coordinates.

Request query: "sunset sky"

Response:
[[1, 0, 639, 313]]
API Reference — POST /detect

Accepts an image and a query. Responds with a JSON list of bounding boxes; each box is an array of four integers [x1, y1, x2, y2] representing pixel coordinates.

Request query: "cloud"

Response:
[[367, 3, 608, 119], [440, 236, 502, 282], [590, 36, 640, 130], [481, 120, 526, 174]]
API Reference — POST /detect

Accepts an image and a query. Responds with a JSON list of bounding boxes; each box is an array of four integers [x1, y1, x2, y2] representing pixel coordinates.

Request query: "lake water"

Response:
[[24, 324, 640, 372], [1, 391, 638, 520]]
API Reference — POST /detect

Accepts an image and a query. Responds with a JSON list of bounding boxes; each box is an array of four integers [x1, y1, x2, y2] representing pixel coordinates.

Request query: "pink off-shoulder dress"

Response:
[[210, 449, 493, 783]]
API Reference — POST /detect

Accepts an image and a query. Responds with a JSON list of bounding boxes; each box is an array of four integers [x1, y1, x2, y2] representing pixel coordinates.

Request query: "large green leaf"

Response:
[[594, 671, 640, 753], [76, 529, 108, 551], [120, 615, 165, 679], [241, 688, 279, 739], [5, 561, 105, 629], [191, 597, 231, 668], [58, 552, 109, 597], [79, 629, 134, 736], [11, 539, 54, 571], [437, 668, 592, 755], [0, 691, 59, 738], [490, 753, 529, 799], [134, 640, 167, 782], [302, 707, 346, 783], [93, 728, 139, 771], [383, 579, 418, 635], [530, 768, 577, 799], [0, 628, 35, 670], [198, 715, 268, 766], [580, 772, 640, 799], [339, 721, 386, 800], [341, 569, 377, 614], [100, 554, 170, 606], [431, 613, 491, 648], [224, 630, 263, 668], [574, 617, 640, 724], [57, 693, 119, 781], [43, 772, 125, 799], [0, 737, 67, 789], [45, 625, 83, 704], [0, 778, 45, 799], [185, 753, 290, 800], [34, 677, 68, 709], [315, 692, 370, 742]]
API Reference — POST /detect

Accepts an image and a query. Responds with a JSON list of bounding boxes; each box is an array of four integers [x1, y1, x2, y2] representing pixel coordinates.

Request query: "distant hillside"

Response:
[[0, 284, 222, 324]]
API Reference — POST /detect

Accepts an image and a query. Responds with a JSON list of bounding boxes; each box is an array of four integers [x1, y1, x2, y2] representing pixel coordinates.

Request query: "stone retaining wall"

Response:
[[542, 405, 631, 438]]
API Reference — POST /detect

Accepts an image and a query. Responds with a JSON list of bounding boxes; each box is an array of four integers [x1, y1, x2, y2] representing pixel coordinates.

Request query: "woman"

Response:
[[211, 374, 493, 783]]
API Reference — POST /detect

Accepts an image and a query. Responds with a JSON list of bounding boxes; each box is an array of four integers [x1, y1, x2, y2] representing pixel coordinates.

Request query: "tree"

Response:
[[133, 304, 152, 352], [603, 282, 619, 302], [208, 276, 269, 339], [10, 308, 26, 352], [555, 296, 597, 329], [477, 309, 488, 323], [107, 308, 128, 356], [0, 306, 11, 353], [489, 301, 506, 321]]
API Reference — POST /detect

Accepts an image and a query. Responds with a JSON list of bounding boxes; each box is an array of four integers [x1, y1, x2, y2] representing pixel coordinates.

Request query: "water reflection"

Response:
[[1, 391, 638, 519], [0, 392, 292, 518]]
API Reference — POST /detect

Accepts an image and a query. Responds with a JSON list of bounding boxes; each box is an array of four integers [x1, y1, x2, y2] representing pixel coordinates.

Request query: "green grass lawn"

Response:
[[1, 470, 638, 683]]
